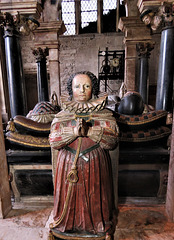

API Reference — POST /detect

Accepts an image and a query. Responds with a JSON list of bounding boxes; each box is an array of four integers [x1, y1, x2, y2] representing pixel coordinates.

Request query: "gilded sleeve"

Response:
[[49, 114, 77, 150], [87, 111, 119, 150]]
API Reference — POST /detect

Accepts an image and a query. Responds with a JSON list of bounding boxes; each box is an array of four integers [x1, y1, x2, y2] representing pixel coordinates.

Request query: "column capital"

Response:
[[139, 2, 174, 32], [0, 12, 16, 37], [32, 47, 49, 62], [136, 41, 155, 57]]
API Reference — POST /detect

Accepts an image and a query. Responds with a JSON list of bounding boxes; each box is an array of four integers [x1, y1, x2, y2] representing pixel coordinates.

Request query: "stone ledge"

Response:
[[0, 0, 42, 18], [34, 21, 66, 35]]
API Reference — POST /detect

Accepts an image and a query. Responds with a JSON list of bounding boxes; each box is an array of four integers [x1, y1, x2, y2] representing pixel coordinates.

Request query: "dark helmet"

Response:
[[118, 91, 144, 115]]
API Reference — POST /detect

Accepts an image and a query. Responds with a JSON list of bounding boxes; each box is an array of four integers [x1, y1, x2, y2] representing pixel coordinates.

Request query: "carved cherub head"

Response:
[[140, 9, 154, 26]]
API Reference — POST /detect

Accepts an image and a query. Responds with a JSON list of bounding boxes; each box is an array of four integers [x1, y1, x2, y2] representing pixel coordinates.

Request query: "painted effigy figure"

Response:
[[49, 71, 119, 240]]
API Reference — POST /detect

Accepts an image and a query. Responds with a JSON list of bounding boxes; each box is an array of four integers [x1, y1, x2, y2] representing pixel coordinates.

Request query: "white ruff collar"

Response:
[[60, 93, 108, 113]]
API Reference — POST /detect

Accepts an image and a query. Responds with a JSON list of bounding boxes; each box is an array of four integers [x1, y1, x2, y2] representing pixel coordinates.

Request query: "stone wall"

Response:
[[58, 32, 125, 96], [19, 31, 161, 110], [58, 32, 160, 106], [20, 34, 38, 111]]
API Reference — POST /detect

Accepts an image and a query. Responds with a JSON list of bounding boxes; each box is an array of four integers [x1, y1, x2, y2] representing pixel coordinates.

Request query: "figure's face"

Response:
[[72, 74, 92, 102], [142, 14, 152, 25]]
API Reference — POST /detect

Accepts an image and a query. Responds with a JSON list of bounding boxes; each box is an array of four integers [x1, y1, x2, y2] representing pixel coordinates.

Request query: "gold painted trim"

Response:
[[74, 114, 92, 122], [14, 119, 50, 131], [6, 137, 50, 148]]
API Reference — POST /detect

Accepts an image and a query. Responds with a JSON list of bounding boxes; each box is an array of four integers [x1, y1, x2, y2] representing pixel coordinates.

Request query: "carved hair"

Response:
[[67, 71, 99, 100]]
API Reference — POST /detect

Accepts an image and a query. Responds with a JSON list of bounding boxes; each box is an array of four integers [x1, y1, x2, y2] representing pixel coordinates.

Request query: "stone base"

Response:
[[49, 229, 106, 240], [118, 145, 169, 199], [6, 150, 53, 201]]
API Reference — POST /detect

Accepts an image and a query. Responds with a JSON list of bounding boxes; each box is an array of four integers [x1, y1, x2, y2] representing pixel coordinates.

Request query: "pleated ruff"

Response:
[[53, 138, 115, 234]]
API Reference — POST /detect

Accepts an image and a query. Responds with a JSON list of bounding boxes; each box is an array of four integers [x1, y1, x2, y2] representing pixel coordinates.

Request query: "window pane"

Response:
[[103, 0, 117, 32], [81, 0, 97, 29], [65, 24, 75, 35], [103, 0, 117, 14], [62, 0, 75, 35]]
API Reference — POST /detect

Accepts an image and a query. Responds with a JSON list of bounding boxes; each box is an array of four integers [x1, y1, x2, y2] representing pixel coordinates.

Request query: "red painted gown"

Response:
[[49, 94, 119, 235]]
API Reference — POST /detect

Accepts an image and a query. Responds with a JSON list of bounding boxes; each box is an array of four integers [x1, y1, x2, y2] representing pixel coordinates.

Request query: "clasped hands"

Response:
[[74, 118, 90, 137]]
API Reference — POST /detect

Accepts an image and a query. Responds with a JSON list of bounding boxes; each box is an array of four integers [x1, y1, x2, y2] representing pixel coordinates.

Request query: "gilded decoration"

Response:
[[6, 131, 50, 148]]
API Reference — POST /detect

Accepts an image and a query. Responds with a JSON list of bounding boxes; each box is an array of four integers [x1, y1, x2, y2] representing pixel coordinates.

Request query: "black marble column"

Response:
[[139, 56, 148, 104], [3, 14, 27, 118], [33, 47, 49, 102], [137, 42, 154, 105], [155, 26, 174, 111]]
